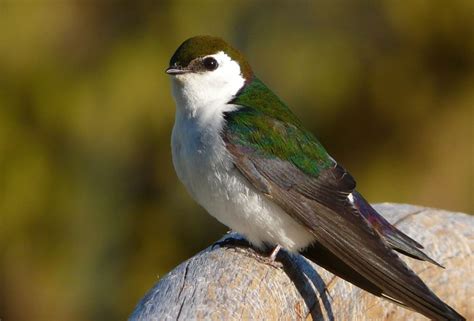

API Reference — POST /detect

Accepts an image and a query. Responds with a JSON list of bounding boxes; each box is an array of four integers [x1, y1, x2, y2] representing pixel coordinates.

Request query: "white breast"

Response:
[[171, 105, 314, 252]]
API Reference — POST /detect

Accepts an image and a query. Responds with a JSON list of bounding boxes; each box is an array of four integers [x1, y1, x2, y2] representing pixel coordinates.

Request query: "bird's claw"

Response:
[[211, 236, 251, 250]]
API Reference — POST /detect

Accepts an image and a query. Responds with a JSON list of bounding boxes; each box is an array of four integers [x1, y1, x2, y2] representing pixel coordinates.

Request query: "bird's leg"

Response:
[[269, 244, 282, 262], [213, 237, 283, 268], [252, 244, 283, 268]]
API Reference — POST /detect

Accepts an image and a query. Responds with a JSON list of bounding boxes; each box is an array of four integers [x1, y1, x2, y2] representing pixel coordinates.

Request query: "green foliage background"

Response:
[[0, 1, 472, 320]]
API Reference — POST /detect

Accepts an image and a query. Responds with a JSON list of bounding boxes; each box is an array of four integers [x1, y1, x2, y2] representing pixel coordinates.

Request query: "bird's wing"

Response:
[[350, 190, 443, 267], [223, 107, 463, 321]]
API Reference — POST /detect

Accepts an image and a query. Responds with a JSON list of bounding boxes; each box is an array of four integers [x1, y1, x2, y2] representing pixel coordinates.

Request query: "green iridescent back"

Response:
[[226, 78, 334, 177]]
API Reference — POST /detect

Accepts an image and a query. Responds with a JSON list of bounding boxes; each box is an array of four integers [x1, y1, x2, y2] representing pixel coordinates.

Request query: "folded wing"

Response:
[[223, 108, 463, 321]]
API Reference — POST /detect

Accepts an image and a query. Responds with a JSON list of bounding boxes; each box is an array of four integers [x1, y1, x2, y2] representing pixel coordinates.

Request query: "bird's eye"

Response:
[[202, 57, 218, 71]]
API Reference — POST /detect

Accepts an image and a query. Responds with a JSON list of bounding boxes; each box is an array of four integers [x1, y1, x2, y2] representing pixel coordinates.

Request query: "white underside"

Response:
[[171, 105, 314, 252], [169, 51, 314, 251]]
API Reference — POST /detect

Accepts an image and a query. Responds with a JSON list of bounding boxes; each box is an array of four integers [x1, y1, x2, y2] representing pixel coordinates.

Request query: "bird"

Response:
[[165, 35, 465, 321]]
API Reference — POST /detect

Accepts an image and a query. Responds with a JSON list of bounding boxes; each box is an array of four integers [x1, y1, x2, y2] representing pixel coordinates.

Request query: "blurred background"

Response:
[[0, 0, 472, 320]]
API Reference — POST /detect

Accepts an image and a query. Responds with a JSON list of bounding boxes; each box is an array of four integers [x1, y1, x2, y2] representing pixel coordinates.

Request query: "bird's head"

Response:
[[166, 36, 253, 109]]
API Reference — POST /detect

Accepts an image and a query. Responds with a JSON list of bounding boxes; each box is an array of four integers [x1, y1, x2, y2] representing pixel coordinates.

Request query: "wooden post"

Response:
[[129, 204, 473, 321]]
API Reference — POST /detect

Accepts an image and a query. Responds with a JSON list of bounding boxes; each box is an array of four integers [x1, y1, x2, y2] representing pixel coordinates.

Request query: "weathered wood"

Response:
[[129, 204, 473, 321]]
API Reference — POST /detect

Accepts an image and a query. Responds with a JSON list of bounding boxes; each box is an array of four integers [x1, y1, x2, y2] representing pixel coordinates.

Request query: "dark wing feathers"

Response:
[[351, 191, 444, 267], [223, 126, 464, 321]]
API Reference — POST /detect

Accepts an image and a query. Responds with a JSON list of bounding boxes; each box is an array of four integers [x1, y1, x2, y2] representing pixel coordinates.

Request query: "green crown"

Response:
[[169, 36, 253, 80]]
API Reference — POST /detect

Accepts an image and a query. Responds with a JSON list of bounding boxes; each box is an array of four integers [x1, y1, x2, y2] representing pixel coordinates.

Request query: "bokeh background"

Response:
[[0, 1, 472, 320]]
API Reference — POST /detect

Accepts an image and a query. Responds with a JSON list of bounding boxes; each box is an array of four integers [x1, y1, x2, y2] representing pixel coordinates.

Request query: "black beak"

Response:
[[165, 66, 189, 75]]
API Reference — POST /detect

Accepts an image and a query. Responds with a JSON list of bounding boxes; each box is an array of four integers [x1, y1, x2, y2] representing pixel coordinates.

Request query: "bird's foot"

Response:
[[251, 244, 283, 269], [211, 235, 252, 250], [212, 238, 283, 268]]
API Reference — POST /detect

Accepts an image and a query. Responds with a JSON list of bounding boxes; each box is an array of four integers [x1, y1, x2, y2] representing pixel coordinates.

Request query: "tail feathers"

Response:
[[302, 242, 384, 297], [351, 191, 443, 267], [385, 232, 445, 268], [302, 242, 465, 321]]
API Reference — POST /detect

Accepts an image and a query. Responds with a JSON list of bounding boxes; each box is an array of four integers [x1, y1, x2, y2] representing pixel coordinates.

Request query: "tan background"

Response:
[[0, 1, 472, 320]]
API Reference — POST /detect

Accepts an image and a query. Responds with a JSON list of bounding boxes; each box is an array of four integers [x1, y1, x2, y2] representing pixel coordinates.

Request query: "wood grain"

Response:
[[129, 204, 473, 321]]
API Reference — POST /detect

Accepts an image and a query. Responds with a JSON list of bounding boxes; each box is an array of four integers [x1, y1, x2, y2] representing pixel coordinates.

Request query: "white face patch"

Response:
[[170, 51, 246, 117]]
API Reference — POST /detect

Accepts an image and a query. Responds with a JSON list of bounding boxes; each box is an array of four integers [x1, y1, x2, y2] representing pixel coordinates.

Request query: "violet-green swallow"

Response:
[[166, 36, 464, 321]]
